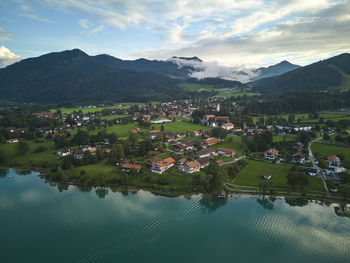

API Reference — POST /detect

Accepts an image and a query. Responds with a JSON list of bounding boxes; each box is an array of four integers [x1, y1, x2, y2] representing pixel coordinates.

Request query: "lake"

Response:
[[1, 169, 350, 263]]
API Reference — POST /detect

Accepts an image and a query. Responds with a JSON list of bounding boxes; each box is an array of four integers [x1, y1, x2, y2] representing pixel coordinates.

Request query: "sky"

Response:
[[0, 0, 350, 69]]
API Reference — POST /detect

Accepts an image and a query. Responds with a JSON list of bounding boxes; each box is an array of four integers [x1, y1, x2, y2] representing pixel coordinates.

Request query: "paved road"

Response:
[[308, 136, 330, 195], [222, 155, 246, 165]]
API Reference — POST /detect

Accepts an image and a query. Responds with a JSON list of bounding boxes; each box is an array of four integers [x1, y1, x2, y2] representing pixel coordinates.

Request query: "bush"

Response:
[[33, 145, 48, 153]]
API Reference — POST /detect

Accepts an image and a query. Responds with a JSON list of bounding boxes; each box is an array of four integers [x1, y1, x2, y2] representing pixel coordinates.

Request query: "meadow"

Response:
[[233, 159, 324, 192], [311, 142, 350, 160]]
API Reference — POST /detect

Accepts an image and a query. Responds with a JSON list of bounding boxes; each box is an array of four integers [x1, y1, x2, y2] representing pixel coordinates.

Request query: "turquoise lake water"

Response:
[[1, 168, 350, 263]]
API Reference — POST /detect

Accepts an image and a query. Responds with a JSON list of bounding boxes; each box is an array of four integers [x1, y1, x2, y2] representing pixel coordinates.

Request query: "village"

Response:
[[1, 98, 350, 197]]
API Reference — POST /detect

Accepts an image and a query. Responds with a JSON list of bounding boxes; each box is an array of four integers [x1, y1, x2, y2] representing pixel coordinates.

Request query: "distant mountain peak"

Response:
[[170, 56, 203, 62]]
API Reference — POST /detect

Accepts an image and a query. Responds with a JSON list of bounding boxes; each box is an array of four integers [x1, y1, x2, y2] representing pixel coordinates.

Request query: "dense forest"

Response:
[[252, 53, 350, 93], [242, 92, 350, 115]]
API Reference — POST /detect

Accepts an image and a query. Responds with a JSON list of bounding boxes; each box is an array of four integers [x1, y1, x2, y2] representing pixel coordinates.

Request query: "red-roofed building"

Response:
[[151, 157, 176, 174], [264, 149, 279, 159]]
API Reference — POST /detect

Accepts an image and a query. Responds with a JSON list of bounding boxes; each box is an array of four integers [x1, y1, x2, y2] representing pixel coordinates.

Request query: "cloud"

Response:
[[89, 25, 104, 34], [0, 46, 21, 68], [25, 0, 350, 67], [0, 27, 13, 42], [168, 57, 258, 82], [78, 19, 89, 29], [21, 13, 55, 23]]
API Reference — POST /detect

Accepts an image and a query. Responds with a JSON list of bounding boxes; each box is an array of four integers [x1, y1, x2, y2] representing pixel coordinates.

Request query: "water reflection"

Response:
[[284, 197, 309, 207], [199, 195, 227, 213], [95, 187, 109, 199], [256, 197, 274, 210], [334, 204, 350, 218]]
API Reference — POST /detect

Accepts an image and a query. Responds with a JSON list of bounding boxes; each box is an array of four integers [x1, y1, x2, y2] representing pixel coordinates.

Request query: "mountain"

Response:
[[253, 60, 300, 80], [252, 53, 350, 93], [170, 56, 203, 62], [93, 54, 193, 78], [0, 49, 186, 103]]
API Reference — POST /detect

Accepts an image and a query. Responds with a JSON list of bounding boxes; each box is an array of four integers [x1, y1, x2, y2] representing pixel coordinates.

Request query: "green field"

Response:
[[0, 140, 59, 168], [311, 142, 350, 160], [267, 112, 350, 124], [212, 136, 243, 156], [234, 159, 324, 191], [179, 83, 215, 92], [105, 123, 139, 137], [214, 91, 256, 98], [98, 115, 129, 120]]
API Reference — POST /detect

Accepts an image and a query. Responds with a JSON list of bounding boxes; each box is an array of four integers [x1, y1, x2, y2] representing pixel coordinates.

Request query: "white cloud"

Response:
[[0, 46, 21, 68], [168, 57, 258, 82], [89, 25, 104, 34], [0, 27, 13, 42], [78, 19, 89, 29], [21, 13, 55, 23]]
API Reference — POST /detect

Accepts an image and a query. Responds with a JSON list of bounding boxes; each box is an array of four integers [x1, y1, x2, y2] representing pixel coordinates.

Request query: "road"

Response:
[[308, 136, 330, 195], [221, 155, 246, 165]]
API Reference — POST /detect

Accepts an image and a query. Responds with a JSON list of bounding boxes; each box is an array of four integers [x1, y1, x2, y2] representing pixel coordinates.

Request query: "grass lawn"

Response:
[[105, 123, 138, 137], [0, 140, 59, 168], [179, 83, 215, 92], [311, 142, 350, 160], [233, 159, 324, 192], [214, 91, 256, 98], [98, 115, 129, 120], [182, 136, 201, 142], [151, 121, 209, 133], [212, 136, 243, 156], [267, 112, 350, 125]]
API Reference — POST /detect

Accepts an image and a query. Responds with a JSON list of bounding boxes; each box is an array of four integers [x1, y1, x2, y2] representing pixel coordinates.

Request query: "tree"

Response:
[[16, 139, 30, 155], [318, 159, 328, 169], [0, 149, 8, 164], [340, 172, 350, 184], [160, 124, 164, 132], [338, 184, 350, 200], [258, 180, 274, 196], [287, 171, 309, 190], [287, 172, 299, 189]]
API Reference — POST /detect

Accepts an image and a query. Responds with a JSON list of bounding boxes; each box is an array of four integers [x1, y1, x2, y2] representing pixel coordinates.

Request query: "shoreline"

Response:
[[2, 166, 349, 203]]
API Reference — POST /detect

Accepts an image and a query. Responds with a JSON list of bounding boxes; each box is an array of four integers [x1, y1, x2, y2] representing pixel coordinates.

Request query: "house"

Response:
[[307, 168, 318, 177], [177, 158, 187, 166], [264, 148, 279, 159], [73, 150, 84, 159], [6, 138, 18, 143], [261, 174, 271, 180], [328, 155, 341, 169], [102, 139, 110, 145], [180, 160, 201, 174], [207, 122, 218, 128], [173, 140, 200, 152], [191, 131, 202, 137], [294, 142, 304, 149], [222, 123, 234, 130], [256, 128, 265, 135], [203, 114, 216, 121], [149, 156, 161, 165], [196, 148, 215, 158], [203, 137, 219, 147], [142, 114, 151, 120], [164, 131, 176, 142], [121, 163, 141, 173], [149, 130, 162, 139], [57, 148, 72, 157], [216, 160, 223, 166], [216, 116, 229, 122], [291, 151, 305, 163], [197, 157, 210, 168], [151, 157, 176, 174], [217, 147, 235, 157], [130, 127, 140, 133], [343, 130, 350, 135]]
